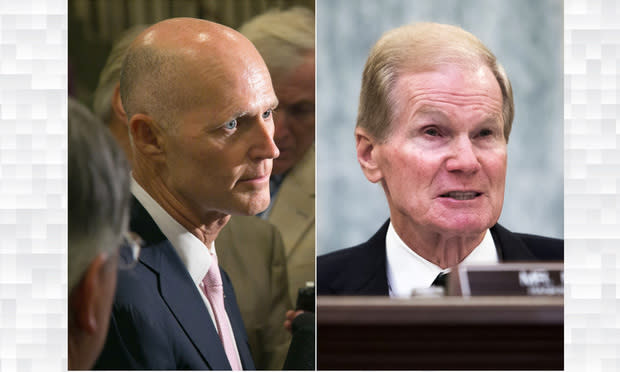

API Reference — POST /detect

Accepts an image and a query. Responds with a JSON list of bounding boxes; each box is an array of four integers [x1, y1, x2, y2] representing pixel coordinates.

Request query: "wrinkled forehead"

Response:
[[395, 48, 488, 79], [388, 64, 504, 124], [415, 62, 497, 89], [392, 61, 501, 102]]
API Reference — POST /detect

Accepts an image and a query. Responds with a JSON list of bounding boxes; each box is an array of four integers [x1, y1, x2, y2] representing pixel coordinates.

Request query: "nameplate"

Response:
[[454, 263, 564, 297]]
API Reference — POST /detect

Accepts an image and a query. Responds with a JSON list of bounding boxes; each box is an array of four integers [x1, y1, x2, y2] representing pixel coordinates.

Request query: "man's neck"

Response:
[[390, 214, 486, 269], [132, 169, 229, 247]]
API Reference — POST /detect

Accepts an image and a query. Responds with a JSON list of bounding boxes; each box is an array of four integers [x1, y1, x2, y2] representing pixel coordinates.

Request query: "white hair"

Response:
[[239, 6, 314, 79], [68, 97, 131, 293]]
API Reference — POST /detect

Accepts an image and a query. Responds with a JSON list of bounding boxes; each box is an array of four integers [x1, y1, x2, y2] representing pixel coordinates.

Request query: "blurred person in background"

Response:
[[318, 22, 563, 297], [92, 24, 149, 165], [92, 20, 293, 370], [240, 6, 316, 304], [68, 98, 131, 370]]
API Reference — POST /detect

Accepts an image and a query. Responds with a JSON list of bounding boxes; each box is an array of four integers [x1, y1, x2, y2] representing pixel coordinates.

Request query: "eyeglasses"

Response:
[[118, 232, 142, 270]]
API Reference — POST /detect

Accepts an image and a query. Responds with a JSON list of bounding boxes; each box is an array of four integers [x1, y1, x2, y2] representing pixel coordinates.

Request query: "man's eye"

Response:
[[479, 128, 493, 137], [224, 119, 237, 130], [424, 127, 440, 136], [262, 109, 272, 119]]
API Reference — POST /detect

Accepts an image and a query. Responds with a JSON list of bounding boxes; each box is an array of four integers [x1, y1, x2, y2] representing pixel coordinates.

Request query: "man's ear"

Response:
[[129, 114, 166, 161], [111, 83, 127, 124], [355, 127, 383, 183], [69, 253, 109, 334]]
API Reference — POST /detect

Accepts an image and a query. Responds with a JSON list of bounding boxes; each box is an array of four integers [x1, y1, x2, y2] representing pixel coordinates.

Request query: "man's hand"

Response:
[[284, 309, 304, 332]]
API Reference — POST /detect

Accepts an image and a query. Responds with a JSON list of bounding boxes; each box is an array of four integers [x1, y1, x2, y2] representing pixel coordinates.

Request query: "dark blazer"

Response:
[[94, 197, 255, 370], [282, 312, 315, 370], [317, 220, 563, 296]]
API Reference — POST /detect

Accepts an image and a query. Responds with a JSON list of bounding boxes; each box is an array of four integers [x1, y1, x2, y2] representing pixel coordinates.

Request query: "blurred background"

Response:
[[69, 0, 315, 105], [316, 0, 563, 255]]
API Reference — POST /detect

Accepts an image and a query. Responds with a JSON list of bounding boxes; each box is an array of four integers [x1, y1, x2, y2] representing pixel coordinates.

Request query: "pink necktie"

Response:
[[202, 253, 242, 370]]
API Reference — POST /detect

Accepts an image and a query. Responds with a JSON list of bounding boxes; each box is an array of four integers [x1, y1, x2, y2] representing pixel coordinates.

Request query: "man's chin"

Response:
[[433, 218, 494, 237], [231, 195, 270, 216]]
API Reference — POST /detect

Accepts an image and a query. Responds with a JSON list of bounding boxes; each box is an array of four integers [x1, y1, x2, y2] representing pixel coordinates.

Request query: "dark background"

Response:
[[69, 0, 315, 107]]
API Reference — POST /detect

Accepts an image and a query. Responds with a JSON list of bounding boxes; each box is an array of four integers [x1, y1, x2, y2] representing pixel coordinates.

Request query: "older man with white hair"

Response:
[[318, 22, 563, 297], [68, 98, 132, 370], [240, 7, 316, 304]]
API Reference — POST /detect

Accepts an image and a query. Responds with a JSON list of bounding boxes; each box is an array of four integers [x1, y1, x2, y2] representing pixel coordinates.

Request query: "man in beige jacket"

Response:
[[240, 7, 316, 304]]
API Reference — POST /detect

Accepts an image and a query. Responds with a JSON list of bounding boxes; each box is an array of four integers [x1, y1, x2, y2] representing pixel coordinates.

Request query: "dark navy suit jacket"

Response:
[[317, 220, 564, 296], [94, 198, 255, 370]]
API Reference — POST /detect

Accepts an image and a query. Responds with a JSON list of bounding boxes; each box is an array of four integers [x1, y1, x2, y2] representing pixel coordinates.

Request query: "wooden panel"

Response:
[[317, 296, 563, 370]]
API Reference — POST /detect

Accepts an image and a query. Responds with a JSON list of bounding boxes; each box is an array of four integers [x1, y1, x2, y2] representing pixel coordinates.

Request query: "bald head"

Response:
[[121, 17, 269, 131], [123, 17, 279, 221]]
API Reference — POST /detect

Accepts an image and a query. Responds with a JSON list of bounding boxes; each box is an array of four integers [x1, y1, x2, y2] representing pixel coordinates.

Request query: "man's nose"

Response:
[[445, 136, 481, 174], [250, 117, 280, 160]]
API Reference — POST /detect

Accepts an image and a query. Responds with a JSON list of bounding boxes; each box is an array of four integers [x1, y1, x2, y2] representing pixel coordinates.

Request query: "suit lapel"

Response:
[[355, 220, 390, 295], [331, 221, 536, 296], [491, 223, 538, 261], [130, 197, 232, 370], [361, 222, 538, 294], [332, 220, 390, 295]]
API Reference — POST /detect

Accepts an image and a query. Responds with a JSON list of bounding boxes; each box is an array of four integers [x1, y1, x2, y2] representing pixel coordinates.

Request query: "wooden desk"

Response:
[[317, 296, 563, 370]]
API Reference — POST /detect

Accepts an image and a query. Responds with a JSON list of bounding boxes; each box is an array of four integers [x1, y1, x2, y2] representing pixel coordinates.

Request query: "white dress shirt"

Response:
[[131, 177, 242, 368], [386, 221, 499, 298]]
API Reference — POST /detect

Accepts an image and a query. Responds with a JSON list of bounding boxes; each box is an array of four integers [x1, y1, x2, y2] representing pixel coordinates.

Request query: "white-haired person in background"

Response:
[[92, 25, 149, 164], [68, 97, 132, 370], [239, 6, 315, 305]]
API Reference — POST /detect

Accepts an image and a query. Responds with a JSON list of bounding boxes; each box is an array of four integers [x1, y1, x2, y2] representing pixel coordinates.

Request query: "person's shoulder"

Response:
[[318, 220, 389, 265], [285, 144, 315, 190], [95, 269, 178, 370], [226, 215, 278, 237], [515, 232, 564, 260], [318, 220, 390, 295], [316, 242, 376, 295], [113, 264, 158, 306], [317, 243, 368, 294], [217, 216, 284, 266], [318, 243, 369, 266], [493, 223, 564, 261]]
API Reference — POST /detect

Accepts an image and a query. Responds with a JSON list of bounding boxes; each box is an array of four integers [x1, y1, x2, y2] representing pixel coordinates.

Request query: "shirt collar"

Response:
[[131, 176, 215, 286], [385, 221, 498, 298]]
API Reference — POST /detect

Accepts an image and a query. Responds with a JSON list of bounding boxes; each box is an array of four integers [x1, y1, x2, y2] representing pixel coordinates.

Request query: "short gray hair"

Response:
[[92, 25, 149, 125], [357, 22, 514, 143], [68, 97, 131, 293], [239, 6, 314, 79], [120, 40, 192, 132]]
